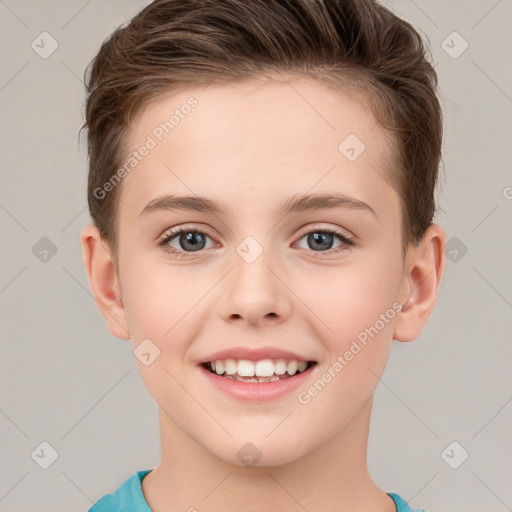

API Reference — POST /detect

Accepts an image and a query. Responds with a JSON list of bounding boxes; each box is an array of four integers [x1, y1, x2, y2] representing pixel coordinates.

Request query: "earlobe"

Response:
[[80, 224, 131, 340], [393, 224, 446, 342]]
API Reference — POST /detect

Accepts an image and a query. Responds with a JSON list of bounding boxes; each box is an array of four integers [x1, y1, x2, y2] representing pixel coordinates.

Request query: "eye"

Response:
[[158, 226, 217, 258], [158, 224, 355, 259], [294, 226, 355, 256]]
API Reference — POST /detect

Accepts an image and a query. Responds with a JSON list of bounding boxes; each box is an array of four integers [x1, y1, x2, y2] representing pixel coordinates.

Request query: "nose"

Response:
[[218, 248, 292, 327]]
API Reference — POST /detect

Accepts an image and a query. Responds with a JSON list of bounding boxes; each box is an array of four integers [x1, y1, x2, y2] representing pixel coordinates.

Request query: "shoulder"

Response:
[[88, 469, 153, 512], [387, 492, 427, 512]]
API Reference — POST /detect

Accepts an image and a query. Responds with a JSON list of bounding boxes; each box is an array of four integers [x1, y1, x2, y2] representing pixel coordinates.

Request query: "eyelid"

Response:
[[295, 223, 354, 241], [159, 222, 354, 240], [159, 223, 213, 240]]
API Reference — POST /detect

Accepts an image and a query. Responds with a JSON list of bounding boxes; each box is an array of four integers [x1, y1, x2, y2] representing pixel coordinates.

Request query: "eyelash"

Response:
[[158, 225, 355, 259]]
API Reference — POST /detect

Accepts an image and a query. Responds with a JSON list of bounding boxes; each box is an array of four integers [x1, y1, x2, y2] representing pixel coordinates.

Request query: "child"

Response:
[[80, 0, 445, 510]]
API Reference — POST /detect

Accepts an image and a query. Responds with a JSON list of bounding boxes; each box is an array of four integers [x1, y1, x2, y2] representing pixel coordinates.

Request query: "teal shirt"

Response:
[[89, 469, 425, 511]]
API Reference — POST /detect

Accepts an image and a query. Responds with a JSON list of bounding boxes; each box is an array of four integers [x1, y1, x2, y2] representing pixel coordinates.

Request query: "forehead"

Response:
[[118, 76, 398, 221]]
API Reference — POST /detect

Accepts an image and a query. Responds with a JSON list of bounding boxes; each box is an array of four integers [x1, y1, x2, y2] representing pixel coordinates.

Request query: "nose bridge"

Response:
[[220, 235, 291, 324]]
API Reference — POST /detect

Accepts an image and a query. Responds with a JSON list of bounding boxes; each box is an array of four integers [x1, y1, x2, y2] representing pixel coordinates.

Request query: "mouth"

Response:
[[200, 358, 318, 383]]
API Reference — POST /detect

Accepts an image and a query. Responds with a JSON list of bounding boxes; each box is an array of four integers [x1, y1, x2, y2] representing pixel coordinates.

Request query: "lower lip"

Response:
[[199, 364, 315, 401]]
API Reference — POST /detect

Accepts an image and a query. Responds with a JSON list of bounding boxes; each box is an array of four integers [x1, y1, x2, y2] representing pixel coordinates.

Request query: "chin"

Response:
[[206, 434, 308, 468]]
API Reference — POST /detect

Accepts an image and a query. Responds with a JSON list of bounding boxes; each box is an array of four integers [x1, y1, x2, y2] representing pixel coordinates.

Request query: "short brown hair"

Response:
[[83, 0, 443, 265]]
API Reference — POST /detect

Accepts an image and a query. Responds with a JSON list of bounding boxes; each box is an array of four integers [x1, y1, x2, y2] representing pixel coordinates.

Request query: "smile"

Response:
[[202, 358, 316, 382]]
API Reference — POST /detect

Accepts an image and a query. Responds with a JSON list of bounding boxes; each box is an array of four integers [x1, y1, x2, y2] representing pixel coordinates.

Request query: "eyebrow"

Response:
[[138, 192, 377, 220]]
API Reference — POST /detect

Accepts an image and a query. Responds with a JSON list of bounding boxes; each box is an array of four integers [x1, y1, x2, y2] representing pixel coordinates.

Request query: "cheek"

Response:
[[292, 259, 401, 435], [120, 267, 197, 409], [121, 255, 197, 336], [299, 253, 402, 349], [119, 259, 212, 388]]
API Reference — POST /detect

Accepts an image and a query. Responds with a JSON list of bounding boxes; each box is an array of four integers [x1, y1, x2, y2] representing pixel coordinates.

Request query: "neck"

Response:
[[142, 396, 395, 512]]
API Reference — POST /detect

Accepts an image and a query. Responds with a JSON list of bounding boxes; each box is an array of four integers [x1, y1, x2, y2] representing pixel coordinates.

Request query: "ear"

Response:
[[393, 224, 446, 342], [80, 224, 130, 340]]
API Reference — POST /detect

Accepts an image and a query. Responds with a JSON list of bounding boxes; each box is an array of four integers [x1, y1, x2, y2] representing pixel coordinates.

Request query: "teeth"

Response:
[[274, 360, 287, 375], [206, 358, 311, 379], [223, 374, 285, 383], [224, 358, 237, 375], [237, 360, 255, 377], [287, 361, 298, 376], [255, 359, 274, 377], [215, 360, 225, 375]]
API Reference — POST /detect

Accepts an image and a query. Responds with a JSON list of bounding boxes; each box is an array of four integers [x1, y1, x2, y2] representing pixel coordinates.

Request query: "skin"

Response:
[[81, 75, 445, 512]]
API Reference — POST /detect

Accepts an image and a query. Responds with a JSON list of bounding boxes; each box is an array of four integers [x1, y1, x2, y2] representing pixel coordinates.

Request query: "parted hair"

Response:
[[83, 0, 443, 263]]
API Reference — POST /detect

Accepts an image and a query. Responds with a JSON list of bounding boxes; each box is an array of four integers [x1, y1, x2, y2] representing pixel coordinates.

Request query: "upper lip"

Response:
[[198, 346, 315, 364]]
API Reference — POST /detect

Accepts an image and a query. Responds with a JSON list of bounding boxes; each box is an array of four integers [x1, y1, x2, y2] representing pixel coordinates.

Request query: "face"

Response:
[[112, 76, 409, 466]]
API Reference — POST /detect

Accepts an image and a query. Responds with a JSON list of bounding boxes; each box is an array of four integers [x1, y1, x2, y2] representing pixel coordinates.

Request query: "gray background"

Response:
[[0, 0, 511, 511]]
